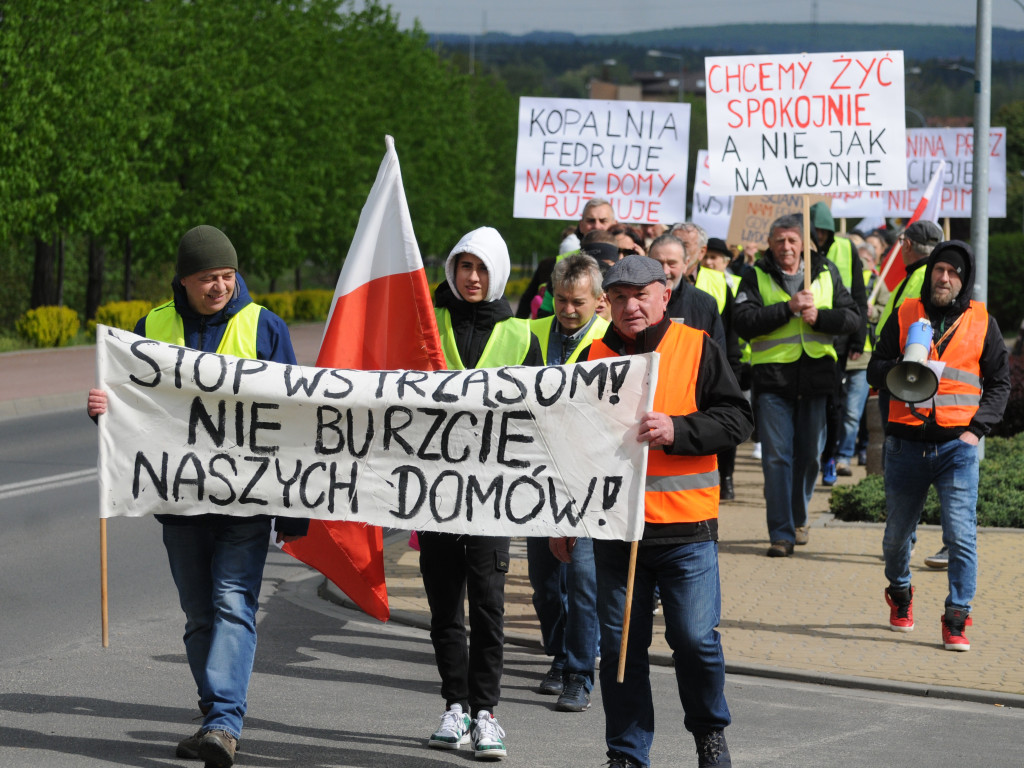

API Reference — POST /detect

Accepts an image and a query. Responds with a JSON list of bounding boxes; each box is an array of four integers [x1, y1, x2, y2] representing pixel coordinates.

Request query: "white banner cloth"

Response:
[[96, 326, 656, 541]]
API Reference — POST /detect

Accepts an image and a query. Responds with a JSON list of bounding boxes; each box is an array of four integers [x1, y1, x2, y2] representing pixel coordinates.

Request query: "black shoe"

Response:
[[555, 673, 591, 712], [719, 476, 734, 501], [606, 755, 642, 768], [538, 665, 564, 695], [695, 729, 732, 767]]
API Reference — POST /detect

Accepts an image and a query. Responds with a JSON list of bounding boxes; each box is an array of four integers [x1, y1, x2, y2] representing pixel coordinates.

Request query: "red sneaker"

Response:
[[885, 586, 914, 632], [941, 611, 973, 651]]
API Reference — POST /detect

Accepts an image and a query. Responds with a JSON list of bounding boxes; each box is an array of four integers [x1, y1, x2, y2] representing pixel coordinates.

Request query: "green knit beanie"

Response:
[[176, 225, 238, 278]]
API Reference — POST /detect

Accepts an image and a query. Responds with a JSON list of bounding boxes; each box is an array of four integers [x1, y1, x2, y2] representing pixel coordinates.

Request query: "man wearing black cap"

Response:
[[87, 225, 307, 768], [873, 219, 948, 566], [868, 241, 1009, 651], [551, 255, 751, 768]]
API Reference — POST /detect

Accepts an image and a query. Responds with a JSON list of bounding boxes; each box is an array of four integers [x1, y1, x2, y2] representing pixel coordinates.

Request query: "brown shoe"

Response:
[[794, 526, 810, 545], [766, 540, 794, 557], [198, 730, 237, 768], [176, 728, 204, 760]]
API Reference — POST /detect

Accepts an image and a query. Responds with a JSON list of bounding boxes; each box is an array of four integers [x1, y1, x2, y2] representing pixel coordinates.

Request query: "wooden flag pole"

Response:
[[616, 540, 640, 683], [803, 195, 812, 292], [100, 518, 109, 648], [943, 217, 951, 240]]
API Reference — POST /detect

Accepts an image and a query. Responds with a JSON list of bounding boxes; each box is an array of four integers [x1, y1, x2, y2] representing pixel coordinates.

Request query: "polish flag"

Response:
[[282, 135, 445, 622], [877, 160, 948, 293]]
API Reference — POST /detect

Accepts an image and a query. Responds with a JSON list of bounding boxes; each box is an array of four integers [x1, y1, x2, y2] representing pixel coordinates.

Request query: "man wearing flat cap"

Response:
[[87, 225, 307, 768], [551, 255, 751, 768], [868, 240, 1008, 651]]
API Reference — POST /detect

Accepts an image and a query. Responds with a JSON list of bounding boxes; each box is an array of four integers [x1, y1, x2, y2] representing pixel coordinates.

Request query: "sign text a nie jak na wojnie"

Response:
[[513, 96, 691, 224], [704, 50, 906, 196], [95, 326, 656, 542]]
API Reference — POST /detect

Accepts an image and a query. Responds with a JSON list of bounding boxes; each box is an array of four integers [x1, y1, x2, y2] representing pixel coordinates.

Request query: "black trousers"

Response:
[[419, 532, 510, 716]]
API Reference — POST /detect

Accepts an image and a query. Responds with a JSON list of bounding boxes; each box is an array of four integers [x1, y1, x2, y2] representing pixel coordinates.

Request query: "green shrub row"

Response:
[[251, 290, 334, 323], [88, 300, 157, 336], [830, 433, 1024, 528], [15, 306, 81, 347]]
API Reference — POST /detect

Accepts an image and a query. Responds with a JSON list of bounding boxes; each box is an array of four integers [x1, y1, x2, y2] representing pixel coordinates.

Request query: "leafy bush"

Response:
[[991, 355, 1024, 438], [987, 232, 1024, 330], [253, 292, 296, 322], [15, 306, 81, 348], [830, 433, 1024, 528], [292, 290, 334, 322], [505, 277, 531, 299], [89, 300, 154, 336]]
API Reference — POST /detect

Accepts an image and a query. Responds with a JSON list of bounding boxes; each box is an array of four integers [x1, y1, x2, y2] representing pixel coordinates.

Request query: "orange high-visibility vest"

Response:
[[889, 298, 987, 428], [589, 322, 719, 524]]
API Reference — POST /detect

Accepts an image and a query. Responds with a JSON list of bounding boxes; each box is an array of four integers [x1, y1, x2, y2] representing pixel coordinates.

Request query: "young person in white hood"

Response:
[[422, 227, 543, 760]]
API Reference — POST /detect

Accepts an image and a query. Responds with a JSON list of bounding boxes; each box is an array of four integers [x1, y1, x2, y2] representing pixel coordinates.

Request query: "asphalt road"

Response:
[[2, 409, 1023, 767]]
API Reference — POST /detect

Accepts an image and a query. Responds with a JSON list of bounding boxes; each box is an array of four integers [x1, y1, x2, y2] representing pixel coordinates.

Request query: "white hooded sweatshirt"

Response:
[[444, 226, 511, 303]]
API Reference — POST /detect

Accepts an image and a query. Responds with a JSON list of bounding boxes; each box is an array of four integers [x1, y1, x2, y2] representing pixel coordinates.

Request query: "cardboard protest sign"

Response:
[[691, 150, 733, 239], [96, 326, 656, 541], [513, 96, 690, 224], [704, 51, 906, 195], [726, 193, 829, 249]]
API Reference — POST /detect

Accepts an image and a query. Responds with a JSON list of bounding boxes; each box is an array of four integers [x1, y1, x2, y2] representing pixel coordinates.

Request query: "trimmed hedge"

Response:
[[89, 300, 155, 336], [252, 292, 296, 322], [292, 290, 333, 322], [830, 433, 1024, 528], [16, 306, 81, 347]]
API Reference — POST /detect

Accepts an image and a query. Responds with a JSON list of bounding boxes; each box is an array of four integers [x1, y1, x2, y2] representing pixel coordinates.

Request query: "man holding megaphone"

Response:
[[868, 241, 1009, 652]]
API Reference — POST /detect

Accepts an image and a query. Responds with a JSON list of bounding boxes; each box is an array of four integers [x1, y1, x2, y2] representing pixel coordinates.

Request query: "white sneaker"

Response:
[[471, 710, 507, 760], [751, 442, 762, 460], [428, 703, 471, 749]]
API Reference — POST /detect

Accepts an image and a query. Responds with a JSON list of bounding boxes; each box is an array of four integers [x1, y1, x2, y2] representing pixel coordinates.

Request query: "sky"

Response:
[[374, 0, 1024, 36]]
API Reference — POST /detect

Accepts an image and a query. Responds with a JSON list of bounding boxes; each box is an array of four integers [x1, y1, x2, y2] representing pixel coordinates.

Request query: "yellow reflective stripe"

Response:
[[646, 470, 720, 493]]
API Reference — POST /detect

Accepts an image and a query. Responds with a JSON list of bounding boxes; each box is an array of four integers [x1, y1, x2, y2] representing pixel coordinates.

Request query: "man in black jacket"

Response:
[[733, 214, 860, 557], [867, 241, 1009, 651]]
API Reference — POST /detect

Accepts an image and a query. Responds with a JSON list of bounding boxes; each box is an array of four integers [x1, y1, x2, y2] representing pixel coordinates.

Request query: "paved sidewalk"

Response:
[[5, 325, 1024, 706]]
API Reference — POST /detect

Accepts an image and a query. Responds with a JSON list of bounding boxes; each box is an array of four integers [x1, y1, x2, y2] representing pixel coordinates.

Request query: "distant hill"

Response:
[[433, 23, 1024, 62]]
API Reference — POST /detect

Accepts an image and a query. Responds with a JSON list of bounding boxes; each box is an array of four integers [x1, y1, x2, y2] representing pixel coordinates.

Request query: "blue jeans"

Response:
[[838, 370, 870, 461], [882, 435, 979, 612], [162, 518, 271, 739], [757, 392, 828, 543], [526, 537, 598, 688], [594, 539, 729, 767]]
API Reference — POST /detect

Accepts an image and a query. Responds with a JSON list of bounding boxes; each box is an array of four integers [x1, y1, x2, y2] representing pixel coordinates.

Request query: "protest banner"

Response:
[[513, 96, 690, 224], [96, 326, 655, 541], [726, 193, 830, 249], [704, 51, 907, 196], [886, 127, 1007, 218], [691, 150, 733, 239]]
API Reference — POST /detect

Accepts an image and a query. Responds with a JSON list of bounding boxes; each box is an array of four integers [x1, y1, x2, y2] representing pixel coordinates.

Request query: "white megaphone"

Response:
[[886, 319, 939, 403]]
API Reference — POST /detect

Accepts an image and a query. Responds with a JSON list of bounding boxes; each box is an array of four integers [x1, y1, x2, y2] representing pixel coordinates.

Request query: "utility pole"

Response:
[[970, 0, 991, 305]]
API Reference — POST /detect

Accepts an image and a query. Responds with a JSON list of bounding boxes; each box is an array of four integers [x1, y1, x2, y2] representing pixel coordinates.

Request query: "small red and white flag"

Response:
[[282, 135, 445, 622], [878, 160, 948, 293]]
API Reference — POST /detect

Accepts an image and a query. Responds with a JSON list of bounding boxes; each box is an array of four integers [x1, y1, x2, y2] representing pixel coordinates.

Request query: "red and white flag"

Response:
[[282, 135, 445, 621], [878, 160, 948, 293]]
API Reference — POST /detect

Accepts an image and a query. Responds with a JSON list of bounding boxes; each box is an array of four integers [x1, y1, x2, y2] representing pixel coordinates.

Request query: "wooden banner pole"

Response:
[[803, 195, 812, 292], [100, 518, 109, 648], [616, 540, 640, 683]]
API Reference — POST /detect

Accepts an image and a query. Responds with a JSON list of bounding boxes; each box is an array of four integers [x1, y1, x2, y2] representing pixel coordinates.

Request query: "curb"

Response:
[[319, 576, 1024, 711]]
